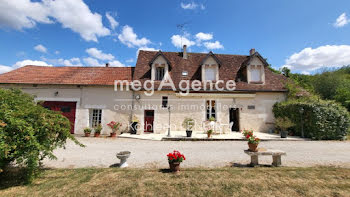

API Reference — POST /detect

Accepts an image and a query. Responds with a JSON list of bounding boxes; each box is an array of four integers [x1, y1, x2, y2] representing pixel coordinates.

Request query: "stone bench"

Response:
[[244, 149, 286, 167]]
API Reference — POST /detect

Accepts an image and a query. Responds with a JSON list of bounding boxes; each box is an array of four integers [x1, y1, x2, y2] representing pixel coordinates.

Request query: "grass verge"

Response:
[[0, 167, 349, 197]]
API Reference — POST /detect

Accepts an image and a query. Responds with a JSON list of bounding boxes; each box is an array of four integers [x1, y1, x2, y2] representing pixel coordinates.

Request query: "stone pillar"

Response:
[[250, 155, 259, 166], [272, 155, 282, 167]]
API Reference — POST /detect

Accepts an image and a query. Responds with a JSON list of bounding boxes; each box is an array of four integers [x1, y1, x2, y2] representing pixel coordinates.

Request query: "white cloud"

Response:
[[55, 50, 60, 55], [0, 59, 52, 74], [83, 57, 104, 67], [118, 25, 151, 48], [58, 58, 82, 67], [284, 45, 350, 72], [334, 13, 349, 28], [195, 32, 213, 41], [0, 0, 110, 42], [126, 58, 134, 63], [109, 60, 125, 67], [86, 48, 114, 61], [44, 0, 110, 42], [181, 2, 204, 10], [44, 57, 83, 67], [13, 59, 53, 68], [106, 12, 118, 30], [0, 65, 13, 74], [171, 34, 195, 48], [0, 0, 52, 30], [203, 41, 224, 50], [83, 57, 125, 67], [136, 47, 158, 57], [34, 44, 47, 53]]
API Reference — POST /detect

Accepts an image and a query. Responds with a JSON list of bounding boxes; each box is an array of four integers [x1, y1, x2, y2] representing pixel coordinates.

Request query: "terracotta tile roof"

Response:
[[134, 50, 288, 92], [0, 65, 134, 86]]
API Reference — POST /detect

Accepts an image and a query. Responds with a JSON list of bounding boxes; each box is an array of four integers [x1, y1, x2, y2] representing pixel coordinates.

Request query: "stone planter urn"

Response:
[[116, 151, 131, 168]]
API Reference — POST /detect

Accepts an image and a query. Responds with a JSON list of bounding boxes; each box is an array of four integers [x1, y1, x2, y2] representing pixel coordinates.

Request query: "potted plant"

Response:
[[130, 115, 139, 135], [242, 130, 260, 152], [84, 127, 92, 137], [107, 121, 122, 138], [208, 116, 216, 126], [94, 124, 102, 137], [182, 117, 195, 137], [167, 150, 186, 173], [275, 117, 295, 138], [207, 129, 213, 138]]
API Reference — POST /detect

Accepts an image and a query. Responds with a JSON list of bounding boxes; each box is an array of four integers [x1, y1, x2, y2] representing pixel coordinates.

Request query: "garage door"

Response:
[[42, 101, 77, 134]]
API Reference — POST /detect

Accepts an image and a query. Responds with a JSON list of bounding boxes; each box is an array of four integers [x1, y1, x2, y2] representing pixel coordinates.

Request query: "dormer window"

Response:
[[155, 66, 165, 80]]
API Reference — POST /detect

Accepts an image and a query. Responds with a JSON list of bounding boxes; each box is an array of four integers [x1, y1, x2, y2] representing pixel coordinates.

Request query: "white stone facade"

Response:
[[0, 84, 286, 135]]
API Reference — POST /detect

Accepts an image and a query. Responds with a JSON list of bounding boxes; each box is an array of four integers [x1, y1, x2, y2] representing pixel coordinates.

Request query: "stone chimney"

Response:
[[105, 63, 109, 67], [183, 45, 187, 59], [249, 48, 256, 56]]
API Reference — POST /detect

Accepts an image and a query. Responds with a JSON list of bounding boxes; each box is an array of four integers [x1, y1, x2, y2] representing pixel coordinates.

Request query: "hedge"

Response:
[[273, 100, 350, 140]]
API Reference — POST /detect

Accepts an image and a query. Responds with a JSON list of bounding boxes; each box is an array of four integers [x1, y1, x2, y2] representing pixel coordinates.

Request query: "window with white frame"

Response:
[[251, 65, 262, 82], [205, 65, 216, 81], [90, 109, 102, 128], [155, 67, 165, 80], [206, 100, 216, 120]]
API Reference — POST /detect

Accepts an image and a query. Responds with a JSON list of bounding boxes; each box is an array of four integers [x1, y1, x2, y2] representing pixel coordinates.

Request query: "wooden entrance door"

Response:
[[229, 108, 240, 132], [144, 110, 154, 133], [42, 101, 77, 134]]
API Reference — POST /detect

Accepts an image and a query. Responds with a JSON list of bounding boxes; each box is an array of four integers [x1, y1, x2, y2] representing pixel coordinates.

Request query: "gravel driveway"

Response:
[[43, 138, 350, 168]]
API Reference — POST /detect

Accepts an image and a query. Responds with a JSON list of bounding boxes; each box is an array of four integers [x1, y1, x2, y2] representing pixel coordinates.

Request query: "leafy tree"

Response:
[[281, 67, 291, 77], [0, 88, 82, 183]]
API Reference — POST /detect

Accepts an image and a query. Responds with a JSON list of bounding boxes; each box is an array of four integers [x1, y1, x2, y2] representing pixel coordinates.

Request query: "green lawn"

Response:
[[1, 167, 350, 197]]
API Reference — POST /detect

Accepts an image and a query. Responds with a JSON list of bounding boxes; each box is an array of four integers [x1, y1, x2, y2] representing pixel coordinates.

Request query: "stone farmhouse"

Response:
[[0, 46, 287, 135]]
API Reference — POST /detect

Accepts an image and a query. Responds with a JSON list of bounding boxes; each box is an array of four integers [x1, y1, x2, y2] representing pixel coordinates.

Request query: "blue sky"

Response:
[[0, 0, 350, 74]]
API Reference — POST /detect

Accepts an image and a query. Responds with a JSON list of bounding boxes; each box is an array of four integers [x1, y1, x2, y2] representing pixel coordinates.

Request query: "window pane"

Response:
[[205, 67, 216, 81], [90, 109, 102, 127], [156, 67, 165, 80], [162, 96, 168, 108], [251, 68, 261, 81], [206, 100, 216, 120]]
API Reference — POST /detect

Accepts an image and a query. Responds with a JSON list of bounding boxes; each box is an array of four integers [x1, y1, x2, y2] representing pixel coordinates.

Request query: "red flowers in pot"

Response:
[[167, 150, 186, 173], [242, 130, 261, 152], [107, 121, 122, 138]]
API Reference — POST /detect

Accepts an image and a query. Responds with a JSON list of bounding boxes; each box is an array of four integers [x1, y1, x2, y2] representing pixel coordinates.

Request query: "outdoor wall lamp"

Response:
[[54, 91, 59, 97]]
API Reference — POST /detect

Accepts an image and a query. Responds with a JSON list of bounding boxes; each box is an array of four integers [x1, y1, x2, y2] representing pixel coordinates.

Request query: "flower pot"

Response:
[[248, 142, 258, 152], [207, 133, 212, 138], [110, 133, 117, 138], [94, 133, 100, 137], [280, 130, 288, 138], [84, 133, 90, 137], [186, 130, 192, 137], [169, 162, 180, 173]]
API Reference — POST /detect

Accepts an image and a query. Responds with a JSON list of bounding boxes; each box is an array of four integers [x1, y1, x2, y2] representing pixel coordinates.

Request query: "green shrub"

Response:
[[84, 127, 92, 134], [94, 124, 102, 134], [273, 99, 350, 140], [0, 88, 82, 183]]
